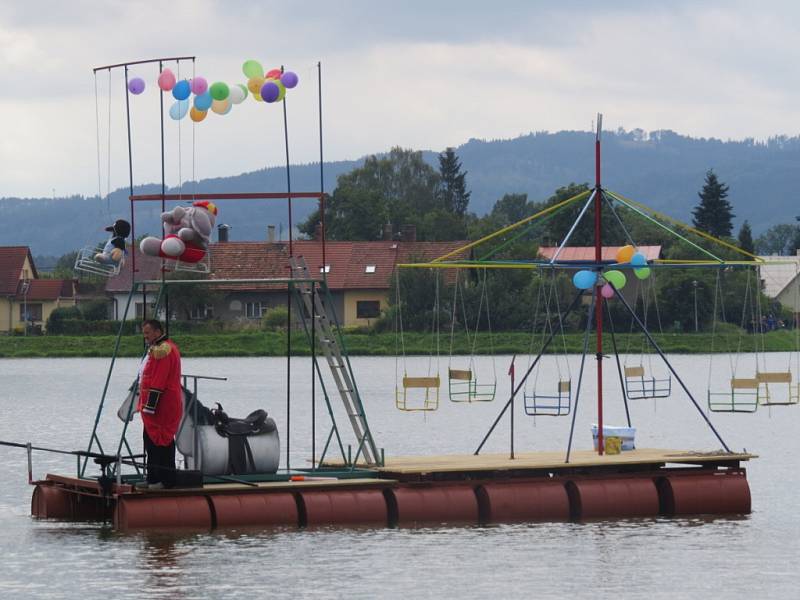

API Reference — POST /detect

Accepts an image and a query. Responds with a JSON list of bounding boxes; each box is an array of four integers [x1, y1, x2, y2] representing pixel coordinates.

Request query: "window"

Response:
[[356, 300, 381, 319], [365, 265, 376, 274], [245, 302, 266, 318], [20, 303, 43, 322], [135, 303, 158, 319], [320, 265, 331, 273], [190, 304, 215, 320]]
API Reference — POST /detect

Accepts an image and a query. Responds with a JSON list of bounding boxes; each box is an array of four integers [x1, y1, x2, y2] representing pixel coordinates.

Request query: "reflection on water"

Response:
[[0, 356, 797, 599]]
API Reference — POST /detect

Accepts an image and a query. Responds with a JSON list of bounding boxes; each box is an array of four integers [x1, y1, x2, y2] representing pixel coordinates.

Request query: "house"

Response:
[[759, 252, 800, 323], [104, 248, 166, 321], [0, 246, 77, 334], [106, 240, 469, 327]]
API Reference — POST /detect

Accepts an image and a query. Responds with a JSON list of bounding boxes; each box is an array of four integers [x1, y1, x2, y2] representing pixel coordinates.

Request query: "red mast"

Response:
[[594, 114, 604, 456]]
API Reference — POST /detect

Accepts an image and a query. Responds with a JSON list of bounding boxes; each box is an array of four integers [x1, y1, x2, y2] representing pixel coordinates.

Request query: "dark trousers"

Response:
[[143, 429, 176, 487]]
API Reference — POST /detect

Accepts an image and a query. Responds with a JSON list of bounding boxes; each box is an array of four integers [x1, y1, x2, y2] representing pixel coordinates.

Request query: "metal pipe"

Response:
[[565, 286, 597, 463], [26, 442, 32, 484], [94, 56, 195, 72]]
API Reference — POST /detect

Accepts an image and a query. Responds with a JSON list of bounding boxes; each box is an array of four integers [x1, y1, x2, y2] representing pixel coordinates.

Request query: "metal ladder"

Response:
[[289, 256, 379, 465]]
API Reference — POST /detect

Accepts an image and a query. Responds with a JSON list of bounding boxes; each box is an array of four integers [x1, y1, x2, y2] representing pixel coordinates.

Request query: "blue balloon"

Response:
[[630, 252, 647, 267], [572, 270, 597, 290], [194, 92, 212, 111], [172, 80, 191, 101], [169, 99, 189, 120]]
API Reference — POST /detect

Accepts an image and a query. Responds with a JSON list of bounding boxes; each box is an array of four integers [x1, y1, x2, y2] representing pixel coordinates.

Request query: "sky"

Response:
[[1, 0, 798, 198]]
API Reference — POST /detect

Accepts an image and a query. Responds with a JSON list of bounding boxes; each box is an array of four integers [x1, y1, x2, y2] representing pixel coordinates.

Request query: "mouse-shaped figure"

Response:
[[139, 200, 218, 263], [95, 219, 131, 265]]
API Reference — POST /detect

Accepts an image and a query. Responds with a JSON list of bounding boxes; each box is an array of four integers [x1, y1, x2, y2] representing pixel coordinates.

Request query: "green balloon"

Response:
[[242, 59, 264, 79], [634, 267, 651, 280], [210, 81, 230, 101], [604, 270, 627, 289]]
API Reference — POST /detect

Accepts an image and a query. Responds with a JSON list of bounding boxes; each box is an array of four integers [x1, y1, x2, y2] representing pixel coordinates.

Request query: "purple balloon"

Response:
[[127, 77, 145, 95], [260, 81, 280, 103], [191, 76, 208, 96], [280, 71, 299, 89]]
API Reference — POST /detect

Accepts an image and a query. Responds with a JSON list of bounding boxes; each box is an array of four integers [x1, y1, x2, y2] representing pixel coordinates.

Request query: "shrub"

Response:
[[46, 306, 82, 334], [81, 300, 111, 321], [261, 306, 289, 331]]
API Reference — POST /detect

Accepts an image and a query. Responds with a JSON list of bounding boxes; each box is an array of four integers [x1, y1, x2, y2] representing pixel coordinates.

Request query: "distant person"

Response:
[[136, 319, 182, 490]]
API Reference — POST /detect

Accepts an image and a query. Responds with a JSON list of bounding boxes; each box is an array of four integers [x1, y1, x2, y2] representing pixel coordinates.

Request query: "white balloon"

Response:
[[229, 84, 247, 105]]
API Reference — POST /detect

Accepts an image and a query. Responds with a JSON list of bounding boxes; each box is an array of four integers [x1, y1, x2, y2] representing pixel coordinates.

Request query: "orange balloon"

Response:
[[190, 107, 207, 122], [211, 99, 230, 114], [616, 244, 635, 263], [247, 76, 265, 94]]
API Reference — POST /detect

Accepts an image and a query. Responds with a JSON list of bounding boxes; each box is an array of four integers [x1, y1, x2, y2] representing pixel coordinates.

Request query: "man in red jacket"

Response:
[[136, 319, 183, 490]]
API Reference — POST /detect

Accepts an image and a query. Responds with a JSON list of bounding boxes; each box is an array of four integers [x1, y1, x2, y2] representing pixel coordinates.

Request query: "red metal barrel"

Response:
[[658, 471, 751, 515], [299, 489, 388, 526], [114, 495, 212, 531], [31, 484, 72, 519], [567, 477, 659, 519], [389, 485, 479, 525], [476, 481, 570, 523], [211, 493, 299, 528]]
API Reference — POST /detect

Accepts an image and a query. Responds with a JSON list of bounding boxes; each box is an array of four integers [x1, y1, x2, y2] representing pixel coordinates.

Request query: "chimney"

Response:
[[267, 225, 276, 243], [314, 222, 323, 242], [383, 223, 393, 241], [217, 224, 231, 243], [401, 224, 417, 242]]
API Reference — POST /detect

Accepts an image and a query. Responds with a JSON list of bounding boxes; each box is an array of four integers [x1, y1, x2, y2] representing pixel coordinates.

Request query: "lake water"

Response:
[[0, 353, 798, 599]]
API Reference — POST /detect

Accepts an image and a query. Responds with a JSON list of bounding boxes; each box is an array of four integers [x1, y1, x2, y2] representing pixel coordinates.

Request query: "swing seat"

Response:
[[162, 254, 211, 274], [624, 366, 672, 400], [74, 244, 125, 277], [524, 380, 571, 416], [756, 372, 799, 406], [707, 378, 760, 413], [396, 376, 440, 412], [448, 369, 496, 403]]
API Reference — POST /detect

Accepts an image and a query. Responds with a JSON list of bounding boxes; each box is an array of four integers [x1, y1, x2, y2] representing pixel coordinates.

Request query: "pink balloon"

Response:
[[158, 68, 176, 91], [601, 283, 615, 299], [191, 76, 208, 95]]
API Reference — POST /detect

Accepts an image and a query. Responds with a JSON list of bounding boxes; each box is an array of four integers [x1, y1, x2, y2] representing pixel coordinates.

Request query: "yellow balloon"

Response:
[[275, 80, 286, 102], [252, 91, 263, 102], [211, 99, 230, 114], [190, 107, 207, 122], [616, 244, 635, 263], [247, 76, 265, 94]]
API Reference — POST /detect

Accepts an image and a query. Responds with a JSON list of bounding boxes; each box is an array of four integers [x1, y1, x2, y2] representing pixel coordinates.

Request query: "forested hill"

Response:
[[3, 128, 799, 257]]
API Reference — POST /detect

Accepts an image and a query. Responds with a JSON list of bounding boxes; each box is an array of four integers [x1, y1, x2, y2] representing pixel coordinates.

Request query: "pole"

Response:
[[311, 283, 317, 469], [318, 61, 326, 271], [693, 280, 699, 332], [594, 114, 604, 456], [124, 65, 136, 279], [509, 355, 516, 459], [286, 283, 292, 471], [282, 65, 293, 257]]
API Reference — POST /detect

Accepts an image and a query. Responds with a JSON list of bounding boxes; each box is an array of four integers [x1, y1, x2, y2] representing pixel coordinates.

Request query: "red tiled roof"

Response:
[[13, 279, 74, 301], [0, 246, 37, 296], [105, 248, 166, 293], [537, 246, 662, 261]]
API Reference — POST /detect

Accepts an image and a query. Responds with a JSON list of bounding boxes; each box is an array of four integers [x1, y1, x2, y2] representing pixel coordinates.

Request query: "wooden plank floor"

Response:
[[324, 448, 755, 475]]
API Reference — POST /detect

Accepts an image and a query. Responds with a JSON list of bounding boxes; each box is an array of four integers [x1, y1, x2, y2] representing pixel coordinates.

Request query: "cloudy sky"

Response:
[[1, 0, 798, 198]]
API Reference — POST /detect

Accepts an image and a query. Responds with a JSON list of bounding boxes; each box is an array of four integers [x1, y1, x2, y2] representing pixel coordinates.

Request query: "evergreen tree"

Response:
[[692, 170, 734, 238], [438, 148, 471, 217], [737, 220, 755, 254]]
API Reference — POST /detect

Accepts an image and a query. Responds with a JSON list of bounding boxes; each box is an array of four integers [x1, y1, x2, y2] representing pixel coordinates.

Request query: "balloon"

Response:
[[261, 81, 280, 102], [601, 283, 615, 299], [242, 59, 264, 79], [630, 252, 647, 267], [229, 84, 247, 104], [194, 92, 212, 111], [127, 77, 145, 95], [189, 107, 207, 122], [275, 80, 286, 102], [265, 68, 283, 80], [252, 91, 263, 102], [604, 270, 627, 290], [172, 80, 191, 100], [572, 270, 597, 290], [281, 71, 299, 88], [209, 81, 229, 101], [158, 68, 176, 91], [168, 99, 190, 120], [615, 244, 635, 263], [191, 76, 208, 96], [247, 76, 265, 94], [634, 267, 651, 280], [211, 98, 231, 115]]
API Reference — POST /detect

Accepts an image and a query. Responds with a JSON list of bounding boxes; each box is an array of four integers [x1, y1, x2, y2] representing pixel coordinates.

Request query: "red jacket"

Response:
[[138, 337, 183, 446]]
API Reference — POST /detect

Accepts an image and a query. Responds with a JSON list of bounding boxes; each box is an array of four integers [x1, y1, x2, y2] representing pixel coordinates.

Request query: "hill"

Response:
[[2, 128, 799, 257]]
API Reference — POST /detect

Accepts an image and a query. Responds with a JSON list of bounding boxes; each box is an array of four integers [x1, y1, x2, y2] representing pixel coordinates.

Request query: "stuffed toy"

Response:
[[140, 200, 218, 263], [95, 219, 131, 265]]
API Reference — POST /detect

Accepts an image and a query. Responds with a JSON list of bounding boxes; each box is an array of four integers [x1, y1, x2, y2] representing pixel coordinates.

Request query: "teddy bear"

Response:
[[139, 200, 218, 263], [95, 219, 131, 265]]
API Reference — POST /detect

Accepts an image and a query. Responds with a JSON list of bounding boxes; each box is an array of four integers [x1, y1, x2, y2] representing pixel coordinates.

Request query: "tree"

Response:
[[438, 148, 471, 217], [737, 220, 755, 254], [692, 170, 734, 238], [299, 147, 442, 241], [755, 223, 800, 255]]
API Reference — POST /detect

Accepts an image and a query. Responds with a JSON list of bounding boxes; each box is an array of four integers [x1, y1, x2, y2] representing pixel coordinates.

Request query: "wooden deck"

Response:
[[324, 448, 755, 475]]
